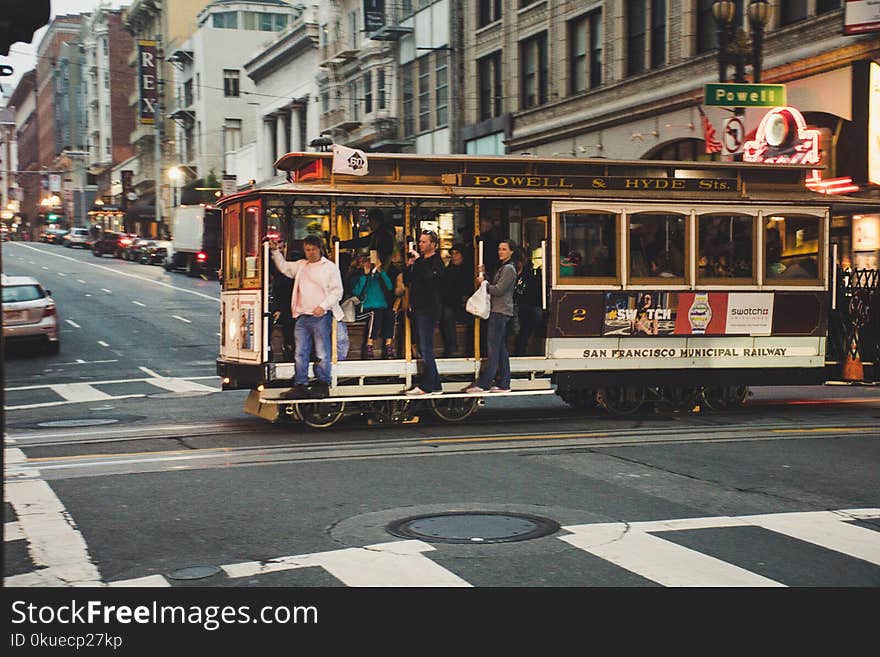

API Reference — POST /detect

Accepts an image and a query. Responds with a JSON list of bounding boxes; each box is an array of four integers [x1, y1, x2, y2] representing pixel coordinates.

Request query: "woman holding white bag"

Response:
[[466, 240, 517, 394]]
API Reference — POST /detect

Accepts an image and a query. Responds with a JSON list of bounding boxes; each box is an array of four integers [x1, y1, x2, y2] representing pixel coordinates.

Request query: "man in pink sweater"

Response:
[[270, 235, 344, 399]]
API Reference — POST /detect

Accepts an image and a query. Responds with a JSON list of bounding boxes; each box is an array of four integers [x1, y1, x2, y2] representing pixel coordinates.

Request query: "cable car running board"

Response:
[[258, 389, 558, 405]]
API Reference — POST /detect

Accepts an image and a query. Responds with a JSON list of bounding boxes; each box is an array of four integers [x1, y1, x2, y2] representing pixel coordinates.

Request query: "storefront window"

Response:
[[765, 214, 822, 281], [697, 213, 754, 281], [557, 211, 617, 281], [628, 212, 686, 282]]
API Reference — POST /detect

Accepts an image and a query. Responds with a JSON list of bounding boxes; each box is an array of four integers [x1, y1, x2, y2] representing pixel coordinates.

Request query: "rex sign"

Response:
[[138, 40, 158, 125], [704, 83, 786, 107]]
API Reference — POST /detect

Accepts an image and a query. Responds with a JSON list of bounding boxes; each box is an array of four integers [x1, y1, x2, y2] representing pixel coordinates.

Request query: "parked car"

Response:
[[41, 228, 68, 244], [1, 224, 9, 241], [64, 227, 91, 248], [2, 274, 60, 355], [91, 231, 130, 257], [136, 239, 169, 265], [121, 236, 148, 260]]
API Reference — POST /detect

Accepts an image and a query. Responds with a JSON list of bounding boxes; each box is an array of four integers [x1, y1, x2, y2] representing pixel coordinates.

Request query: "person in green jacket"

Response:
[[352, 257, 395, 359]]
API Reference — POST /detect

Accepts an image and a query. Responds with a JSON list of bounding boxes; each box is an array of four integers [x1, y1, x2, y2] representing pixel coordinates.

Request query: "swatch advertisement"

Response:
[[604, 292, 774, 336]]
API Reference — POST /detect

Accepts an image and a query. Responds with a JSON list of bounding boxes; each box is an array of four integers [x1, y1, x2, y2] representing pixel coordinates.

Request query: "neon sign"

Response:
[[742, 106, 820, 165]]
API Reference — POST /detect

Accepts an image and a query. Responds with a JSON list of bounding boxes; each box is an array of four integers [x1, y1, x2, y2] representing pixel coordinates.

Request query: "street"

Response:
[[3, 240, 880, 587]]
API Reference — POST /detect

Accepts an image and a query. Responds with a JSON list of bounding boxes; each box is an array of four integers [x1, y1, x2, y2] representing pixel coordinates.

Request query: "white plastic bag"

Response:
[[465, 281, 490, 319], [340, 296, 360, 323]]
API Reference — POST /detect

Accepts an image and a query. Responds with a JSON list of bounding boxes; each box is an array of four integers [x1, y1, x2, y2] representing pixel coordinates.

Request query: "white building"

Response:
[[243, 3, 320, 184], [166, 0, 303, 188]]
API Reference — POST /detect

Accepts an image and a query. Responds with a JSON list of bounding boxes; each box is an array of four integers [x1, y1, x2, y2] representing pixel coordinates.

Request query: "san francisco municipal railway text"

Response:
[[582, 347, 787, 358]]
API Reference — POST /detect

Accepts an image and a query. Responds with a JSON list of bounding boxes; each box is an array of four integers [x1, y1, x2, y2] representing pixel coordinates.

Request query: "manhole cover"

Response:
[[37, 418, 119, 428], [387, 512, 560, 544], [168, 565, 221, 581]]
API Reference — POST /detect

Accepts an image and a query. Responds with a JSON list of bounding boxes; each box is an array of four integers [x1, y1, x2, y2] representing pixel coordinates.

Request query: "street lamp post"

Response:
[[713, 1, 772, 88], [168, 166, 183, 209]]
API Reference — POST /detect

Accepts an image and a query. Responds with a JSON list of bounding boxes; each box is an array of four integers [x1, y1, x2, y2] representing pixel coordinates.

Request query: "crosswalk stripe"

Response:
[[746, 511, 880, 566], [49, 383, 114, 402], [108, 575, 170, 587], [145, 378, 217, 393], [3, 465, 102, 587], [560, 522, 785, 587], [221, 540, 471, 587]]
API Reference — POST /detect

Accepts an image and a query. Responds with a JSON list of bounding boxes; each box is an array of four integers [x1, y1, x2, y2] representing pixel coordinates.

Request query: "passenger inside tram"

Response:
[[266, 196, 550, 374]]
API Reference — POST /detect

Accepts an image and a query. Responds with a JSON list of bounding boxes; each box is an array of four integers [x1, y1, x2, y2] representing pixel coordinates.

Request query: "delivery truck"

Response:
[[165, 204, 221, 277]]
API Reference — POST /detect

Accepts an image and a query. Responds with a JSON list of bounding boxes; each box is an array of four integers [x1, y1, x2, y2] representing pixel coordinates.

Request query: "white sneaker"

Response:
[[405, 386, 427, 396], [465, 385, 486, 394], [489, 386, 511, 393]]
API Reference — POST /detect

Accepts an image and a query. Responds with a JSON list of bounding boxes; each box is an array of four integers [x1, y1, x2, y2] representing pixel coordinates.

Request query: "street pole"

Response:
[[153, 34, 163, 239]]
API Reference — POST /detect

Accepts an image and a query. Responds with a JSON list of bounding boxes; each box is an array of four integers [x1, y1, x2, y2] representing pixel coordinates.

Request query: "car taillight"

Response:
[[197, 251, 208, 262], [43, 304, 57, 317], [119, 238, 131, 246]]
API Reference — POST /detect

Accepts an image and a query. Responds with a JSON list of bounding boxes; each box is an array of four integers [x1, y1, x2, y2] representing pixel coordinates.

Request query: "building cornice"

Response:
[[244, 20, 319, 82]]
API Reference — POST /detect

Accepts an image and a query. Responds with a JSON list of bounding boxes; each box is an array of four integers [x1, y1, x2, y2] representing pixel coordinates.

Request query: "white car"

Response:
[[65, 227, 91, 248], [2, 274, 60, 354]]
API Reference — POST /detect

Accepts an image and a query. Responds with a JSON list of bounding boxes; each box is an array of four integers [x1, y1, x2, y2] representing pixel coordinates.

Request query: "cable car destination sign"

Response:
[[455, 174, 739, 191]]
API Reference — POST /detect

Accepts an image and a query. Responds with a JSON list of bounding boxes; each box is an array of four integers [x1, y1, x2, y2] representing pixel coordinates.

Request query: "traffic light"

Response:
[[47, 213, 58, 222], [0, 0, 51, 58]]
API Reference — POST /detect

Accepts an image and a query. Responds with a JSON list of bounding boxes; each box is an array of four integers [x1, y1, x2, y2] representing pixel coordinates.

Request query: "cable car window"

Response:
[[224, 203, 241, 288], [243, 202, 261, 287], [557, 211, 617, 283], [697, 213, 754, 282], [765, 213, 822, 282], [411, 199, 474, 263], [628, 212, 686, 283]]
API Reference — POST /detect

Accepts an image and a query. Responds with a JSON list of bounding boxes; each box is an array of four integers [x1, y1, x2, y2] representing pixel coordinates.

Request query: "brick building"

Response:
[[9, 70, 40, 235]]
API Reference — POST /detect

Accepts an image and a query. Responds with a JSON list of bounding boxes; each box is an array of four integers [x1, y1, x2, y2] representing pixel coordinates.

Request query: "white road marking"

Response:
[[139, 366, 161, 378], [6, 394, 146, 411], [560, 509, 880, 587], [10, 242, 220, 302], [172, 315, 192, 323], [746, 510, 880, 566], [85, 293, 92, 297], [98, 340, 109, 347], [101, 288, 112, 294], [131, 300, 146, 307], [77, 279, 86, 284], [560, 521, 784, 587], [65, 319, 81, 328], [42, 266, 49, 270], [5, 521, 25, 542], [57, 272, 67, 277], [49, 383, 114, 403], [109, 575, 170, 587], [221, 540, 471, 587], [145, 378, 217, 393], [3, 448, 103, 587]]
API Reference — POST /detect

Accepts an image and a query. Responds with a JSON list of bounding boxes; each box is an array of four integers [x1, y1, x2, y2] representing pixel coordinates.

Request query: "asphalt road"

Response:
[[3, 240, 880, 591]]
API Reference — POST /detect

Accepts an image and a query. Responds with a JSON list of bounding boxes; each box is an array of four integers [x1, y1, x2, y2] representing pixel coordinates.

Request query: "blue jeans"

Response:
[[476, 312, 511, 389], [294, 313, 332, 385], [413, 313, 441, 392]]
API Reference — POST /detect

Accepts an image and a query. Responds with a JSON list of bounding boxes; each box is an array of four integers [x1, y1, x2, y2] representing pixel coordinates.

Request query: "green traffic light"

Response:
[[47, 213, 58, 222]]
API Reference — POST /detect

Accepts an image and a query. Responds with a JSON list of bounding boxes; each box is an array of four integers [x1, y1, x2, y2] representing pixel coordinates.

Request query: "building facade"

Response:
[[9, 70, 39, 236], [168, 0, 301, 189], [243, 2, 320, 184], [80, 7, 136, 201], [122, 0, 213, 237], [459, 1, 879, 264]]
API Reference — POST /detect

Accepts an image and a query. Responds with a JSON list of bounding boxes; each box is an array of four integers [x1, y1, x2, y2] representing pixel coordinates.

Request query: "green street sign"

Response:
[[704, 83, 786, 107]]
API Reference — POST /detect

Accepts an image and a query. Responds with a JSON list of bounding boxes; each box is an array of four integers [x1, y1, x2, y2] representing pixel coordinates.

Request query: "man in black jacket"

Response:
[[440, 243, 472, 357], [403, 230, 445, 395], [339, 208, 395, 266]]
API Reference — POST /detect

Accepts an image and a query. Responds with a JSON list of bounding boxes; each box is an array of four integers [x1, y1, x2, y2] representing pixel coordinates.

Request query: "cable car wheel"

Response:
[[295, 401, 346, 428], [370, 399, 413, 424], [596, 386, 646, 415], [656, 386, 702, 413], [700, 385, 749, 411], [429, 397, 480, 422], [559, 387, 598, 410]]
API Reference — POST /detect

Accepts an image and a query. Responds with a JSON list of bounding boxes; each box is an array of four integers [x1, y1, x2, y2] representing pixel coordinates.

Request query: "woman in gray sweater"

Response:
[[467, 240, 517, 393]]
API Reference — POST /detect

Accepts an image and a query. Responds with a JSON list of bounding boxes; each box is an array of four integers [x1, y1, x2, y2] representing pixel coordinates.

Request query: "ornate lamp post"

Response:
[[713, 1, 771, 85]]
